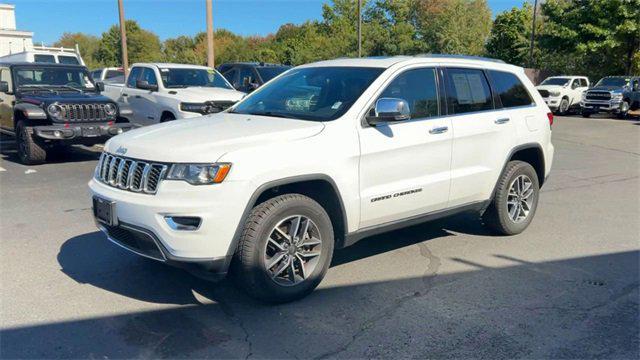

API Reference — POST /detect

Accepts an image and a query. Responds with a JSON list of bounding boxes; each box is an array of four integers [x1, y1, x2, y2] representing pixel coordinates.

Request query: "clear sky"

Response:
[[11, 0, 524, 45]]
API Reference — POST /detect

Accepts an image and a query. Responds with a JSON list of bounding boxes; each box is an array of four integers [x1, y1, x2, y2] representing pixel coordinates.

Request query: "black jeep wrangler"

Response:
[[0, 62, 133, 164]]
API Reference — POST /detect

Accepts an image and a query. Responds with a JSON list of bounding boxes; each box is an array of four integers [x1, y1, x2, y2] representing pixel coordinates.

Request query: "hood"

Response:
[[588, 86, 623, 92], [167, 86, 245, 103], [105, 112, 325, 163], [18, 91, 113, 106], [536, 85, 566, 92]]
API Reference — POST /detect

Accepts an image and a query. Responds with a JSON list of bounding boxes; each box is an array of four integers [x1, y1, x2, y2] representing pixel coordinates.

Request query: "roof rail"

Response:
[[415, 54, 505, 64]]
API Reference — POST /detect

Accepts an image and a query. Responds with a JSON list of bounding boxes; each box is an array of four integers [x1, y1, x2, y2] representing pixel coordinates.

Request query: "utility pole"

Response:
[[206, 0, 215, 68], [357, 0, 362, 57], [117, 0, 129, 78], [529, 0, 538, 68]]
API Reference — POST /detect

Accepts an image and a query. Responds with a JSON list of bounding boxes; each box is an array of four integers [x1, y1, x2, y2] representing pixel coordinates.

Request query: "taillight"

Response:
[[547, 112, 554, 127]]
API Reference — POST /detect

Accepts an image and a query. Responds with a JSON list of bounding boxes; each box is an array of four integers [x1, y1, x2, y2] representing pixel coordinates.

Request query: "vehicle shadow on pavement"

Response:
[[2, 238, 636, 358], [0, 138, 101, 165]]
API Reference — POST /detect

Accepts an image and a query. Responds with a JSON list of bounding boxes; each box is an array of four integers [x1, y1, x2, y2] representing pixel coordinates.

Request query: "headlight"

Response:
[[180, 102, 208, 114], [47, 104, 62, 119], [612, 93, 623, 101], [104, 103, 117, 116], [166, 163, 231, 185], [549, 91, 561, 97]]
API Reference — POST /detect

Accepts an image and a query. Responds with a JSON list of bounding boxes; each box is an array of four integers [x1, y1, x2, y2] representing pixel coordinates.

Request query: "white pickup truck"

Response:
[[100, 63, 245, 126], [536, 76, 590, 115]]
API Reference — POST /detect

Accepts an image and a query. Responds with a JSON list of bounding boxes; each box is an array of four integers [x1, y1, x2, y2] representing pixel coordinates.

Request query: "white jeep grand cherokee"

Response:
[[90, 55, 554, 302]]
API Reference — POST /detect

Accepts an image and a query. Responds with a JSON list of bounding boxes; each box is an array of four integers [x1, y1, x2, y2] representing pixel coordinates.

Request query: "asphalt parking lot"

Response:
[[1, 115, 638, 359]]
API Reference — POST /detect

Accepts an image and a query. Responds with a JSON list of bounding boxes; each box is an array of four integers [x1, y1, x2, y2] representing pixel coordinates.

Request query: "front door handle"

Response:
[[429, 126, 449, 134], [495, 118, 510, 124], [122, 93, 128, 97]]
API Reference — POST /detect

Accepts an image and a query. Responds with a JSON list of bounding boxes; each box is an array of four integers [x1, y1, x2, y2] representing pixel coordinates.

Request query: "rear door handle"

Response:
[[429, 126, 448, 134], [122, 93, 128, 97], [495, 118, 510, 124]]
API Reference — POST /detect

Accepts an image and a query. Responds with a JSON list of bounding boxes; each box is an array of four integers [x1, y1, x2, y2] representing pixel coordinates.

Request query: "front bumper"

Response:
[[89, 177, 251, 275], [34, 122, 134, 142], [543, 97, 561, 109], [580, 100, 623, 113]]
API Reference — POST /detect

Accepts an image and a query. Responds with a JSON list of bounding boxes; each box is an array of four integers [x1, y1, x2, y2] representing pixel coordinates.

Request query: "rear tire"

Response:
[[483, 161, 539, 235], [160, 113, 176, 122], [16, 121, 46, 165], [233, 194, 334, 303]]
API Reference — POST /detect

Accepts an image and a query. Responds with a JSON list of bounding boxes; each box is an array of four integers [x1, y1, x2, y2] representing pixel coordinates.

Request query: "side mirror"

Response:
[[95, 81, 105, 92], [366, 98, 411, 126], [136, 80, 158, 91], [0, 81, 8, 93]]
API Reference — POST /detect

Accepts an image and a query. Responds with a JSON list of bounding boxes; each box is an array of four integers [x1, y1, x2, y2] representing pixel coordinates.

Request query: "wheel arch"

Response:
[[490, 143, 546, 201], [229, 174, 349, 257], [160, 110, 176, 122]]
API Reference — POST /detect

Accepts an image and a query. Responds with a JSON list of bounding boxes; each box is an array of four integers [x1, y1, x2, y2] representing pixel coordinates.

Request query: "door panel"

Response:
[[359, 67, 452, 228], [445, 67, 517, 206], [0, 68, 14, 130]]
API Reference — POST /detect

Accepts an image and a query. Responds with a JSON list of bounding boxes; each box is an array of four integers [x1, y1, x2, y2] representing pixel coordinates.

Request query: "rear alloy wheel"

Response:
[[483, 161, 539, 235], [233, 194, 334, 303], [16, 121, 46, 165]]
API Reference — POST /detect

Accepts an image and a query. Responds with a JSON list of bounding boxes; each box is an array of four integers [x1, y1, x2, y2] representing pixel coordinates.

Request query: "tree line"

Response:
[[53, 0, 639, 80]]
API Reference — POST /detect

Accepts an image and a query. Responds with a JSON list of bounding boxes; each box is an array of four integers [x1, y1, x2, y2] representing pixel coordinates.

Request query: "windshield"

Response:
[[256, 66, 291, 82], [231, 67, 384, 121], [14, 66, 95, 91], [595, 77, 629, 87], [159, 68, 233, 89], [541, 77, 570, 86]]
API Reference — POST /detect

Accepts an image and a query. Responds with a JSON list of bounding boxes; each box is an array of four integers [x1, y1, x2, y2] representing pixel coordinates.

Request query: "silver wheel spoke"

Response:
[[289, 216, 301, 241], [272, 257, 291, 279], [295, 254, 307, 279], [274, 227, 290, 242], [300, 236, 322, 247], [298, 250, 321, 258], [522, 188, 534, 200], [268, 237, 285, 251], [266, 251, 287, 269]]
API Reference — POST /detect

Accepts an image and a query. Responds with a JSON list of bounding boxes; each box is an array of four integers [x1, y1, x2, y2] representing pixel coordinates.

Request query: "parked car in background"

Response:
[[581, 76, 639, 118], [218, 62, 291, 93], [90, 67, 125, 83], [0, 62, 132, 164], [101, 63, 245, 126], [90, 55, 554, 302], [0, 45, 85, 65], [623, 77, 640, 118], [536, 76, 589, 115]]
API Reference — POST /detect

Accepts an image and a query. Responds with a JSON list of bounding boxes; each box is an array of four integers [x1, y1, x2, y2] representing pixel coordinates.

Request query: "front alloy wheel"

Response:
[[264, 215, 322, 286], [233, 194, 334, 303]]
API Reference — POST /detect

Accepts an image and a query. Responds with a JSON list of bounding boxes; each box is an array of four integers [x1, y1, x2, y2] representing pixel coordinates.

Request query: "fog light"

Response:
[[117, 128, 123, 134], [165, 216, 201, 231], [53, 130, 62, 138]]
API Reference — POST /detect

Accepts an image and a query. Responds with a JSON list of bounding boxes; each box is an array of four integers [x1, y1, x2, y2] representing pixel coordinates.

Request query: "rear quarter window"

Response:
[[488, 70, 534, 108]]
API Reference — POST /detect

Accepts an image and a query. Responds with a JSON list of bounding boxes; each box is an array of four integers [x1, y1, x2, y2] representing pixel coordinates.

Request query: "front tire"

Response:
[[483, 161, 540, 235], [233, 194, 334, 303], [617, 101, 630, 119], [558, 98, 570, 115], [16, 121, 46, 165]]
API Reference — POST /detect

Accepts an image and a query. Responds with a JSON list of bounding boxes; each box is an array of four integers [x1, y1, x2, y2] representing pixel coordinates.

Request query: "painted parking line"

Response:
[[0, 167, 6, 172], [25, 169, 37, 174]]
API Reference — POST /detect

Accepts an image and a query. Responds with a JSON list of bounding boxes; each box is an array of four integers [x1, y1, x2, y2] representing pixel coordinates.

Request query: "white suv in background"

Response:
[[536, 76, 590, 115], [89, 55, 554, 302]]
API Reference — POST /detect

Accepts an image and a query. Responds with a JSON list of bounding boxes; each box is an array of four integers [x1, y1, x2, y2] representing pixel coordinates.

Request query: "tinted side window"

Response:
[[580, 78, 588, 87], [379, 68, 439, 119], [58, 56, 80, 65], [488, 70, 533, 108], [140, 68, 157, 85], [34, 54, 56, 63], [126, 67, 142, 88], [105, 70, 124, 79], [445, 68, 493, 114]]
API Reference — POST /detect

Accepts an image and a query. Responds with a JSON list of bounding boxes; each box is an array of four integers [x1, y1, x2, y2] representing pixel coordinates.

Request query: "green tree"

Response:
[[95, 20, 163, 66], [163, 35, 200, 64], [539, 0, 640, 77], [485, 3, 534, 66], [415, 0, 493, 55], [53, 32, 102, 69]]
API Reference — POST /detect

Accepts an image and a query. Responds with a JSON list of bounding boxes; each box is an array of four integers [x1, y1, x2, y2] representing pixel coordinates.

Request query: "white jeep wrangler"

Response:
[[89, 55, 554, 302]]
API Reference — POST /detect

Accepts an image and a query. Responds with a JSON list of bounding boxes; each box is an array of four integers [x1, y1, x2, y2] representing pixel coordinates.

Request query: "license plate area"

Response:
[[82, 126, 101, 137], [93, 196, 116, 226]]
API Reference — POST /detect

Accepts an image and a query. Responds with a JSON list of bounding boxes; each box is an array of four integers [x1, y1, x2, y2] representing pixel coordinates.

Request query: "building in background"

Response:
[[0, 3, 33, 57]]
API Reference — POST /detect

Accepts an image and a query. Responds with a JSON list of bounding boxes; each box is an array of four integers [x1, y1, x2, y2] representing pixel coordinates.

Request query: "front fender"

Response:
[[15, 102, 47, 120]]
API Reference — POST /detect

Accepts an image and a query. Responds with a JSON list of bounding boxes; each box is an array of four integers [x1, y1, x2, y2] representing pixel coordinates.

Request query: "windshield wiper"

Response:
[[59, 85, 83, 93], [244, 111, 297, 119]]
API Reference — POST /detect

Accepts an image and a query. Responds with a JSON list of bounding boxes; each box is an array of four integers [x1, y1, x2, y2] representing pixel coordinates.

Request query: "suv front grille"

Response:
[[96, 153, 168, 194], [205, 100, 236, 114], [537, 89, 549, 98], [585, 91, 612, 101], [60, 103, 112, 122]]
